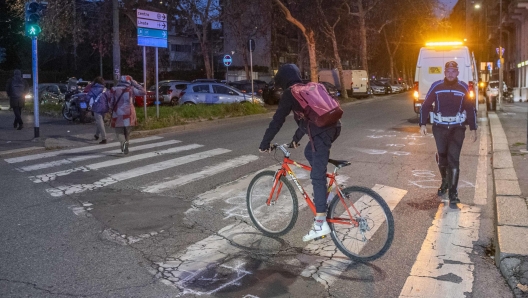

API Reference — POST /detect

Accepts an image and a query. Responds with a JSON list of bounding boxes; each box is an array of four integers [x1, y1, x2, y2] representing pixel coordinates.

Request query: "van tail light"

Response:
[[468, 81, 475, 99], [413, 82, 419, 99]]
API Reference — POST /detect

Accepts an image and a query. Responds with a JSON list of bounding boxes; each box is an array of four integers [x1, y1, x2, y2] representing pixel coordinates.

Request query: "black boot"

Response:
[[437, 165, 448, 196], [448, 168, 460, 205]]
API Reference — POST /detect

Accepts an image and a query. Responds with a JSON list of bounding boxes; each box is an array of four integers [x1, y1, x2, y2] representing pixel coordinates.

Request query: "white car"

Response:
[[179, 83, 264, 106], [158, 81, 190, 105], [485, 81, 507, 111]]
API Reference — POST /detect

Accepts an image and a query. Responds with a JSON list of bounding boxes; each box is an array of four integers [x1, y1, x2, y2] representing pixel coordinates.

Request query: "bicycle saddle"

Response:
[[328, 159, 351, 168]]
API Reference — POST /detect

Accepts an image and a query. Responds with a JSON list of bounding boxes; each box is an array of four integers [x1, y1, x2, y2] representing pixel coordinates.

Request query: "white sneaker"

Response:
[[302, 220, 331, 242]]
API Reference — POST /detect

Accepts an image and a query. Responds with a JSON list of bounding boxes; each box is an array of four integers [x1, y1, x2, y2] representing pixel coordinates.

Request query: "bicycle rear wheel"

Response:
[[328, 186, 394, 262], [246, 170, 298, 237]]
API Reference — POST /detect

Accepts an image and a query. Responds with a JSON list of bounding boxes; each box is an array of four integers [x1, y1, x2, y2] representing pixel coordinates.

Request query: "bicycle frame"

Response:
[[266, 154, 360, 227]]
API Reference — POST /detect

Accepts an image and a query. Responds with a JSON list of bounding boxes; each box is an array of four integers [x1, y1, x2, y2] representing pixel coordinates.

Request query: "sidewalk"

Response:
[[490, 101, 528, 297]]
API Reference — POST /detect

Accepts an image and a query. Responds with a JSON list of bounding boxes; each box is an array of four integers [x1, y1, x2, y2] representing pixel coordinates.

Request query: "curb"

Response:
[[489, 112, 528, 297]]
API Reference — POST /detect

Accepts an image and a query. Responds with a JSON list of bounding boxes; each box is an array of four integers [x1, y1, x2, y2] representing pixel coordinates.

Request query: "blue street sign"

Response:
[[497, 59, 501, 69], [223, 55, 232, 66], [138, 36, 167, 48], [137, 28, 167, 39]]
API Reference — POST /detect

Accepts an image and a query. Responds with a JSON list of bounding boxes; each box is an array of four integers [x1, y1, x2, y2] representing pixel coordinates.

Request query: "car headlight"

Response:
[[25, 94, 32, 99]]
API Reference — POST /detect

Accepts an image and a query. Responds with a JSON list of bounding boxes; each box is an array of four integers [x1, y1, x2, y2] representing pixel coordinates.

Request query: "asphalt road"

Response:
[[0, 93, 514, 297]]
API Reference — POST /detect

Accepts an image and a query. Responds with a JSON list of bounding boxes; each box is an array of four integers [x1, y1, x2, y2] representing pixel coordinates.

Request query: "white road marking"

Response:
[[473, 126, 488, 205], [30, 144, 203, 183], [142, 155, 259, 193], [399, 204, 481, 298], [19, 140, 182, 172], [300, 184, 407, 288], [4, 136, 163, 164], [45, 148, 231, 197]]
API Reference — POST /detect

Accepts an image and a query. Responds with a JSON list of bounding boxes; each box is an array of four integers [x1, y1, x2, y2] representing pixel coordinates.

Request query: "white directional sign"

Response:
[[137, 9, 167, 22], [137, 9, 167, 48], [137, 18, 167, 30]]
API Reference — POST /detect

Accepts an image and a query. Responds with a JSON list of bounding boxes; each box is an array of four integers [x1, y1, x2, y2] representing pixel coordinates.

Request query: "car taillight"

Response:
[[468, 81, 475, 99], [179, 91, 185, 97], [413, 82, 419, 99], [167, 90, 171, 95]]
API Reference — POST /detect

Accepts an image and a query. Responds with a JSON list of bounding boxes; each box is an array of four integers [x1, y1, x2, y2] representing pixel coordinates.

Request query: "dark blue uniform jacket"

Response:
[[419, 78, 477, 130]]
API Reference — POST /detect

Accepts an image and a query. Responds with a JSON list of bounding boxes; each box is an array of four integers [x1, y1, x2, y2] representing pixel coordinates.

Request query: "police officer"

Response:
[[419, 60, 478, 206]]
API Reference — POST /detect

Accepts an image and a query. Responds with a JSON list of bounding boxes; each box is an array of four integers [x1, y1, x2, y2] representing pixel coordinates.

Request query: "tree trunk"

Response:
[[330, 32, 348, 98], [274, 0, 318, 81], [383, 30, 394, 82], [357, 0, 368, 72]]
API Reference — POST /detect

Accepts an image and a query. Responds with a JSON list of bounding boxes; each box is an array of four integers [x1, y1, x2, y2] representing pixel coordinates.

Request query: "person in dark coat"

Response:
[[419, 60, 478, 206], [5, 69, 29, 130], [259, 64, 341, 242]]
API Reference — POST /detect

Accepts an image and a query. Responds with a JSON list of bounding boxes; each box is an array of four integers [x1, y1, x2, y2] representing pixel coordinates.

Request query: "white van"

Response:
[[412, 43, 478, 113], [319, 69, 370, 98]]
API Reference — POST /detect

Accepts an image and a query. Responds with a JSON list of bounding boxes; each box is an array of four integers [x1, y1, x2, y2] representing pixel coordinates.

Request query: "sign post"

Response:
[[248, 39, 255, 99], [223, 54, 232, 82], [137, 9, 167, 119]]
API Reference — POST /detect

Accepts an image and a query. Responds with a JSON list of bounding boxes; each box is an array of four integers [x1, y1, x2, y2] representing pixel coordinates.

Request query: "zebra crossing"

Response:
[[6, 135, 259, 198]]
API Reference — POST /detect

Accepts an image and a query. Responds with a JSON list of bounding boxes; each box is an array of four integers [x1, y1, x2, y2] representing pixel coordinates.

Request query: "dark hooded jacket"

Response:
[[6, 69, 29, 108], [259, 64, 341, 150]]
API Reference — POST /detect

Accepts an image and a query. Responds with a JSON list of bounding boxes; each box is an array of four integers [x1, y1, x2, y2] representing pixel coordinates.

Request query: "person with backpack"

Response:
[[85, 77, 107, 144], [6, 69, 29, 130], [259, 64, 342, 242], [108, 75, 145, 154]]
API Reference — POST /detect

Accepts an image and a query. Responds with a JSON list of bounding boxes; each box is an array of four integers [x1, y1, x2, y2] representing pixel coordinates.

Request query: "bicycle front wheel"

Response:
[[328, 186, 394, 262], [246, 170, 298, 237]]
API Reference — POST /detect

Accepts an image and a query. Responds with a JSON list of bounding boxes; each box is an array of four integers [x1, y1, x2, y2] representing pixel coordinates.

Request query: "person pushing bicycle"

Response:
[[259, 64, 341, 241]]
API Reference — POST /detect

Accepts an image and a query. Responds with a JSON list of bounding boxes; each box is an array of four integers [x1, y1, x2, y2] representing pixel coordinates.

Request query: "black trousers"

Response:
[[304, 127, 341, 213], [13, 107, 23, 126], [432, 125, 466, 169]]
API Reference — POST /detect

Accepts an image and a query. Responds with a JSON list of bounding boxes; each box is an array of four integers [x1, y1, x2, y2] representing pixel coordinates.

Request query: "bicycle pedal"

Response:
[[313, 235, 327, 241]]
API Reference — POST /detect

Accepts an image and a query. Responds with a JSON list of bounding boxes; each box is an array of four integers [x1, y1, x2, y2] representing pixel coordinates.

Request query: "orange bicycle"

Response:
[[246, 144, 394, 261]]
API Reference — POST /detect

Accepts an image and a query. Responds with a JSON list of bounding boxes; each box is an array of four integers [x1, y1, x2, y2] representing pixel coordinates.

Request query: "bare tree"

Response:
[[273, 0, 318, 81], [316, 0, 348, 98], [345, 0, 382, 73], [176, 0, 220, 79], [222, 0, 271, 80]]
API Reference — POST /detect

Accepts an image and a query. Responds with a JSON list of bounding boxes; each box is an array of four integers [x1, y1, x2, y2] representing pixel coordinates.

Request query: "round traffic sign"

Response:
[[223, 55, 232, 66]]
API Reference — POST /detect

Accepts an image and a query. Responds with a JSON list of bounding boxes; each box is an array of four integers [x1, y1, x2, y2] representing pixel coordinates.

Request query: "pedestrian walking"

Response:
[[5, 69, 29, 130], [108, 75, 145, 154], [85, 77, 107, 144], [259, 64, 341, 241], [419, 60, 478, 206]]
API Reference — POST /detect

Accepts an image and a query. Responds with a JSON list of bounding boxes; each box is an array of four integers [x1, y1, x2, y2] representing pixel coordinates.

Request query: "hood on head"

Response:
[[14, 69, 21, 77], [275, 64, 302, 90]]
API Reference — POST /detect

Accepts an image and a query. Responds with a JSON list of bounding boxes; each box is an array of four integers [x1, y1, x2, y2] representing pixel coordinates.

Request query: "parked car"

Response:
[[262, 80, 283, 105], [191, 79, 224, 83], [372, 80, 392, 94], [179, 82, 264, 105], [134, 90, 156, 107], [485, 80, 507, 111], [159, 81, 190, 105], [28, 83, 69, 104], [320, 81, 340, 98], [228, 81, 265, 96], [369, 81, 387, 95], [380, 79, 402, 93]]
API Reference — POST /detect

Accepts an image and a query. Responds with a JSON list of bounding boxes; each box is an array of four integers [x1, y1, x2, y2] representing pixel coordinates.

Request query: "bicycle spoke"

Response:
[[329, 186, 394, 261]]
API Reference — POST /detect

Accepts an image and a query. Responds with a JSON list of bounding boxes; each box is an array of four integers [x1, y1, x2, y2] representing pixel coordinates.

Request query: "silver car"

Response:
[[179, 83, 264, 105], [159, 81, 190, 105]]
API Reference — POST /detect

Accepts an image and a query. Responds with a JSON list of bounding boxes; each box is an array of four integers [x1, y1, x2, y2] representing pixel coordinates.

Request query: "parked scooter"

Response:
[[62, 91, 93, 123]]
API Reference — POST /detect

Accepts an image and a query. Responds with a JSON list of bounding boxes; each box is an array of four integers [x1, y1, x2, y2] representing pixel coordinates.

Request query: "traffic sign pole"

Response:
[[143, 46, 147, 120], [156, 47, 159, 119], [32, 36, 39, 138]]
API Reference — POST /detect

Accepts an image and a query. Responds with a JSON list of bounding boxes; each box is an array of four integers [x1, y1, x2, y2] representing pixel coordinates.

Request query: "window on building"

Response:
[[171, 44, 192, 52]]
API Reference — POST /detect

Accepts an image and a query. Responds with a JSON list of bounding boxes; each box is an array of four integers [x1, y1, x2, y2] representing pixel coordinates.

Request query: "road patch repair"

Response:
[[489, 112, 528, 297]]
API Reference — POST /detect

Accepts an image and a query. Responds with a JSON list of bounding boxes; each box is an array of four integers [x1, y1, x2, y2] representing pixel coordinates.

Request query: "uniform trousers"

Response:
[[432, 124, 466, 169]]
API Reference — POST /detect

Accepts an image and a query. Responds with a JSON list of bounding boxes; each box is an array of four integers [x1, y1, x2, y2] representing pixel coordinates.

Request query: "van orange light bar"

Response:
[[425, 41, 463, 47]]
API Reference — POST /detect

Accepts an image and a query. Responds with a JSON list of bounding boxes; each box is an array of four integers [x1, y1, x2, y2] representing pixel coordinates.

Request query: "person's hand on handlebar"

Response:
[[289, 140, 300, 148], [259, 143, 272, 153]]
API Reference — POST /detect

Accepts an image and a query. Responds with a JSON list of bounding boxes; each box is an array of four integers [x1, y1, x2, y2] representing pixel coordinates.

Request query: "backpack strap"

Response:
[[111, 87, 130, 113]]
